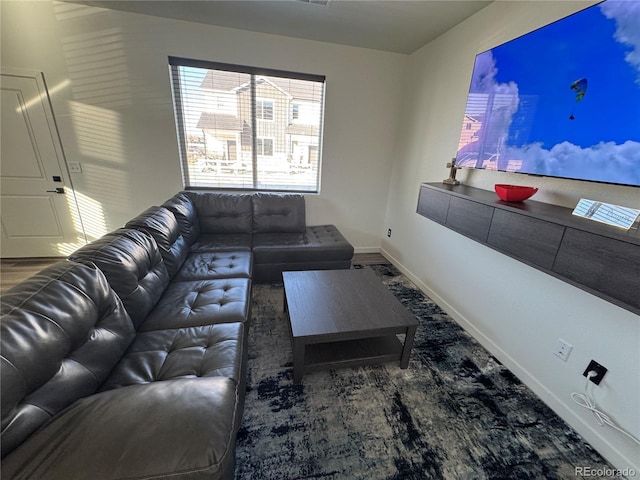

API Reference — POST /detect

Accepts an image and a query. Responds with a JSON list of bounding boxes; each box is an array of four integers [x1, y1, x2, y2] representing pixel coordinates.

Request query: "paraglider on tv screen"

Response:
[[455, 0, 640, 188]]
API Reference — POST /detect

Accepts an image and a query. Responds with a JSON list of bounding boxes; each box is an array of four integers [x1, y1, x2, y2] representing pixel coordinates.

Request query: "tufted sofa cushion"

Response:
[[0, 260, 135, 458], [174, 251, 253, 281], [190, 233, 253, 253], [252, 193, 306, 233], [70, 228, 170, 329], [186, 192, 253, 234], [252, 225, 354, 263], [251, 224, 354, 283], [125, 206, 188, 278], [162, 192, 200, 247], [138, 278, 252, 332], [100, 322, 246, 389]]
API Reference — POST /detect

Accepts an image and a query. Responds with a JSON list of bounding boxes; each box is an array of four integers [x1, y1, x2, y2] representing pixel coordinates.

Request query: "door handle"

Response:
[[46, 187, 65, 194]]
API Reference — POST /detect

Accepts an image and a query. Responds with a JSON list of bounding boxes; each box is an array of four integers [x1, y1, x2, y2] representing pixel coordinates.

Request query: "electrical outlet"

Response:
[[554, 339, 573, 362], [387, 228, 392, 238], [583, 359, 607, 385], [68, 162, 82, 173]]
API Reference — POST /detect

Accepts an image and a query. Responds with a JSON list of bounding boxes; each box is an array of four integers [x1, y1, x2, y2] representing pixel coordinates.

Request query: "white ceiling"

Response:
[[70, 0, 492, 54]]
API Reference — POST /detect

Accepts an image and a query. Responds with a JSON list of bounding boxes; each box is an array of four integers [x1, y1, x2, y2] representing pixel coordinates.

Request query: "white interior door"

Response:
[[1, 71, 86, 258]]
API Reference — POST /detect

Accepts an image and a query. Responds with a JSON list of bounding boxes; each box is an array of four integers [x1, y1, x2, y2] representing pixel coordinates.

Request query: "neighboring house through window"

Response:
[[169, 57, 325, 192]]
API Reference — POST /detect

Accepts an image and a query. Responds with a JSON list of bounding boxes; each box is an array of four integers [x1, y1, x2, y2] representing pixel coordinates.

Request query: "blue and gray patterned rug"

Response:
[[235, 264, 613, 479]]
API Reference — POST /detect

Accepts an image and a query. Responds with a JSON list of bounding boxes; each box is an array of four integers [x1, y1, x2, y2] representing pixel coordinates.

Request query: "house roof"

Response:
[[197, 114, 254, 146], [200, 71, 321, 102], [287, 123, 320, 136], [196, 112, 243, 131], [269, 77, 319, 102], [199, 70, 247, 92]]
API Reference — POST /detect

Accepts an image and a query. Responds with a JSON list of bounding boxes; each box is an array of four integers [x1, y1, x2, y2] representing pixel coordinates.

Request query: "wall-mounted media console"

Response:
[[417, 183, 640, 315]]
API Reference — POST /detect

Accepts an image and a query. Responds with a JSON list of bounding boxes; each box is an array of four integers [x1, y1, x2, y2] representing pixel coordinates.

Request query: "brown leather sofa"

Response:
[[1, 192, 353, 479]]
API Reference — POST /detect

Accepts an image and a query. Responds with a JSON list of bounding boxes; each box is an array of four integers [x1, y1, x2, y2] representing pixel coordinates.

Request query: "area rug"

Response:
[[234, 264, 613, 480]]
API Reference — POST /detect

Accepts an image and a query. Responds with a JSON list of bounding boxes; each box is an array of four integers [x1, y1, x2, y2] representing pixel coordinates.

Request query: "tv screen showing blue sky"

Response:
[[456, 0, 640, 187]]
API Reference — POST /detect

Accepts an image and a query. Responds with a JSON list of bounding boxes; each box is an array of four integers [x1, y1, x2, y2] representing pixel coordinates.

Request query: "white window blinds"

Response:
[[169, 57, 325, 192]]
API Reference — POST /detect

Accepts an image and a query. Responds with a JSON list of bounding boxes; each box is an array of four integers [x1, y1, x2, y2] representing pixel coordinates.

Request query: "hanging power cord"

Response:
[[571, 371, 640, 445]]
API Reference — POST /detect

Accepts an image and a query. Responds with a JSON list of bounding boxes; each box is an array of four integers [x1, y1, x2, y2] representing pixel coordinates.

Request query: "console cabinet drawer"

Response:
[[417, 185, 449, 224], [446, 196, 493, 242], [553, 228, 640, 311], [488, 209, 564, 270]]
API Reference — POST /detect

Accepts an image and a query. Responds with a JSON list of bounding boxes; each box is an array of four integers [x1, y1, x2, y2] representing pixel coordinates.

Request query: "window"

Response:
[[256, 99, 274, 121], [169, 57, 325, 192], [256, 138, 273, 156]]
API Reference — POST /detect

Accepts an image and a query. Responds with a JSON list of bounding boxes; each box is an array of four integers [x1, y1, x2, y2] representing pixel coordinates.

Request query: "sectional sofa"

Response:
[[0, 192, 353, 480]]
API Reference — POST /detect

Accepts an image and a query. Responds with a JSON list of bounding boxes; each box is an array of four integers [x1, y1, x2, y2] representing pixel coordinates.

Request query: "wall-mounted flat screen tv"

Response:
[[455, 0, 640, 188]]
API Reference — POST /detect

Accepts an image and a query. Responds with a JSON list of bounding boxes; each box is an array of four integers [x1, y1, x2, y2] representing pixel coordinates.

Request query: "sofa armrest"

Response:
[[2, 378, 240, 480], [162, 192, 201, 246], [0, 260, 135, 458]]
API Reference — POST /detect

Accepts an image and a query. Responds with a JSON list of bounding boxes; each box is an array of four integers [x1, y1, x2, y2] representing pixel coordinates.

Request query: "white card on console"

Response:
[[572, 198, 640, 230]]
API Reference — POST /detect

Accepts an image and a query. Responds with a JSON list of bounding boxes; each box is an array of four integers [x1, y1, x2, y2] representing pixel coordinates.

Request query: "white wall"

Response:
[[0, 0, 405, 249], [383, 0, 640, 472]]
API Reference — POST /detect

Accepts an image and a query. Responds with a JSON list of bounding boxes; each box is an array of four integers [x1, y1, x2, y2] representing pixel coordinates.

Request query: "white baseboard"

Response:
[[353, 246, 382, 254], [380, 246, 639, 473]]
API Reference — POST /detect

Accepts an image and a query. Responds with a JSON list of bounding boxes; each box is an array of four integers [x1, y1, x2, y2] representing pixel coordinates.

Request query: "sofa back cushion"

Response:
[[0, 260, 135, 458], [252, 193, 306, 233], [125, 206, 188, 278], [162, 192, 200, 246], [185, 192, 253, 234], [69, 228, 170, 328]]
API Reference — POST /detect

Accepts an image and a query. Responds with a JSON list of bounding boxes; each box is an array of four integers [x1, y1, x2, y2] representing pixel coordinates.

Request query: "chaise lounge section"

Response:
[[162, 191, 354, 283]]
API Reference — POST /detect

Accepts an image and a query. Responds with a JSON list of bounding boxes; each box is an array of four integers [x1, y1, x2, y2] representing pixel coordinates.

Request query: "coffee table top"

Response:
[[283, 268, 417, 340]]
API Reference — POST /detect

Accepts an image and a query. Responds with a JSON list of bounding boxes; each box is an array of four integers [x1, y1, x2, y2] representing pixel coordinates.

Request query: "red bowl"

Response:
[[494, 184, 538, 202]]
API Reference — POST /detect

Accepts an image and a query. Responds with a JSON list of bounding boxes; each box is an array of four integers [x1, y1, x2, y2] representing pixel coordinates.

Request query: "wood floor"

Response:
[[0, 253, 389, 293], [1, 257, 64, 293]]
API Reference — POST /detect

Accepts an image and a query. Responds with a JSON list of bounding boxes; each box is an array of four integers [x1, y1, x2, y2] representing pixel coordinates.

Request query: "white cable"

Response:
[[571, 371, 640, 445]]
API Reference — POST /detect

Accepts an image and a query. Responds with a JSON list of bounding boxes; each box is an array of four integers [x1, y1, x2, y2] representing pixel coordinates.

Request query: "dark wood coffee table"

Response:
[[283, 268, 418, 384]]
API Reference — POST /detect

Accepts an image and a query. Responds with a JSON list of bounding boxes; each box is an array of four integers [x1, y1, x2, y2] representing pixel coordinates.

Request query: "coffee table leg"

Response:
[[293, 339, 305, 384], [400, 326, 417, 369], [283, 290, 288, 314]]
